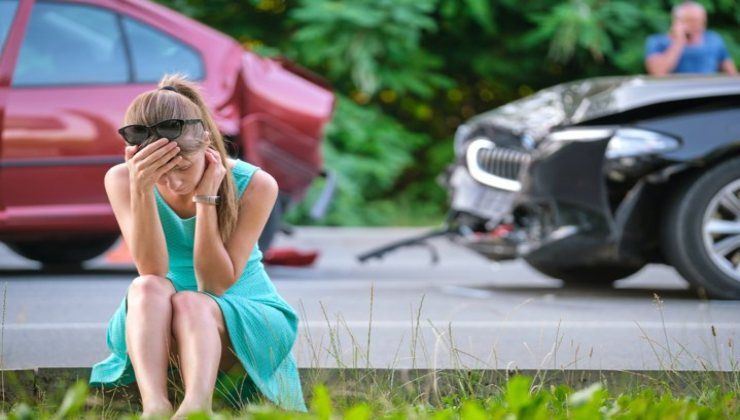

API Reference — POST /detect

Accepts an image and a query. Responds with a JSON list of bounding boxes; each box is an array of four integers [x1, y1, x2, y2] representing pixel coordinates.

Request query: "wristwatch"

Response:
[[192, 195, 220, 205]]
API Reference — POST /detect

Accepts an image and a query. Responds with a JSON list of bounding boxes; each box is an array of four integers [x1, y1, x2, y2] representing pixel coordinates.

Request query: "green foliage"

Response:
[[288, 0, 454, 99], [52, 380, 89, 419], [285, 94, 435, 226], [342, 402, 371, 420], [7, 402, 34, 420], [153, 0, 740, 226], [439, 0, 497, 35], [1, 375, 738, 419], [524, 0, 644, 64], [309, 383, 332, 419]]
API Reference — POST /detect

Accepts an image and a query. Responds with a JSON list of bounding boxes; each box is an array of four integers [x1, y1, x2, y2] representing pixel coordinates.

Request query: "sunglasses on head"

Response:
[[118, 118, 204, 146]]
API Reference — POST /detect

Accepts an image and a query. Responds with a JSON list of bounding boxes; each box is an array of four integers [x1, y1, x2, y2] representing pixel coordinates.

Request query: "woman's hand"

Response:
[[125, 138, 182, 194], [194, 147, 226, 196]]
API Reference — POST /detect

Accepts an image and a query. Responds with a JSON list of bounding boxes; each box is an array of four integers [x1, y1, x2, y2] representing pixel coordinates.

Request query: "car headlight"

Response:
[[605, 128, 680, 159], [547, 127, 680, 159]]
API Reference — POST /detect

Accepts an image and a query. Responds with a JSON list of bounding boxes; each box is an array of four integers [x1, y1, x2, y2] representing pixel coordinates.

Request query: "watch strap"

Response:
[[192, 195, 220, 205]]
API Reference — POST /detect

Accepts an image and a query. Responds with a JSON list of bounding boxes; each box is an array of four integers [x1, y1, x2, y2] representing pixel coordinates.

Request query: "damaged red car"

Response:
[[0, 0, 335, 265]]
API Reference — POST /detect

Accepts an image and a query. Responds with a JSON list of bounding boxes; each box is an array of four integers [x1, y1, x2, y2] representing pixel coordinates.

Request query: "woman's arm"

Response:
[[193, 169, 278, 296], [192, 200, 233, 294], [105, 165, 169, 277]]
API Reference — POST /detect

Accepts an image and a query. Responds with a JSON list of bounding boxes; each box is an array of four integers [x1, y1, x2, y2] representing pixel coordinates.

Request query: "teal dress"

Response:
[[89, 158, 307, 413]]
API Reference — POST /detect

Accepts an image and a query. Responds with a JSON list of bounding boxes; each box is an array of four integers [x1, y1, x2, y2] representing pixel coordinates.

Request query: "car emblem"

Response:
[[521, 133, 535, 150]]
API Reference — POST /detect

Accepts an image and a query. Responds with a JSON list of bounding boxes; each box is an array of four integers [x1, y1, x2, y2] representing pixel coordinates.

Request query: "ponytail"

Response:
[[157, 73, 240, 244]]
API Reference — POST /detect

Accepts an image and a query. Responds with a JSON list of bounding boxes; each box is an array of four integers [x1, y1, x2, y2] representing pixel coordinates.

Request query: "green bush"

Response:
[[155, 0, 740, 225]]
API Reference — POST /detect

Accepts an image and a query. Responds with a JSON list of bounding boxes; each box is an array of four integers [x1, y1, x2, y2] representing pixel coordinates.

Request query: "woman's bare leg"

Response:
[[170, 291, 238, 418], [125, 275, 177, 417]]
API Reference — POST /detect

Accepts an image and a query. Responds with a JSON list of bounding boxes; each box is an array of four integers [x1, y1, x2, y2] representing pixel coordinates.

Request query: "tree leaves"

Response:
[[153, 0, 740, 225], [288, 0, 452, 98]]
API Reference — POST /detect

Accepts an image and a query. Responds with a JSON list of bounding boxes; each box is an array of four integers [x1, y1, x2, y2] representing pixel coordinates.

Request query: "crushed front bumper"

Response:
[[446, 127, 646, 266]]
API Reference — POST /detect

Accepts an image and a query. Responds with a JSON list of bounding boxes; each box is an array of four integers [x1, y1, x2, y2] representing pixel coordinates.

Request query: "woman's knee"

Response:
[[170, 291, 212, 320], [170, 292, 226, 341], [128, 274, 176, 303]]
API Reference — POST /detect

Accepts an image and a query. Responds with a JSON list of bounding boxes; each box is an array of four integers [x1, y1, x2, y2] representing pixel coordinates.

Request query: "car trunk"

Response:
[[238, 51, 335, 199]]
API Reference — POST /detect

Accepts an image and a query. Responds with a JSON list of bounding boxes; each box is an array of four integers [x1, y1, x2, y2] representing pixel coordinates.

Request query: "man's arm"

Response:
[[645, 22, 689, 76], [715, 33, 737, 75], [645, 42, 685, 76], [720, 58, 737, 75], [645, 29, 686, 76]]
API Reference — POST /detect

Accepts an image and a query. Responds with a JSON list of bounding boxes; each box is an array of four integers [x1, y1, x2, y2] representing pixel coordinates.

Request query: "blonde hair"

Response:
[[122, 72, 239, 244]]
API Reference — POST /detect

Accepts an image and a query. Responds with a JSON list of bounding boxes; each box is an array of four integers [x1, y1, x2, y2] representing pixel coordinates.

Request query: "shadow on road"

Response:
[[0, 265, 136, 278], [445, 283, 702, 300], [0, 262, 708, 301]]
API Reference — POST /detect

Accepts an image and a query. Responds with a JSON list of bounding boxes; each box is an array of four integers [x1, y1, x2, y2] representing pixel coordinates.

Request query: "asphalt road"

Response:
[[1, 227, 737, 372]]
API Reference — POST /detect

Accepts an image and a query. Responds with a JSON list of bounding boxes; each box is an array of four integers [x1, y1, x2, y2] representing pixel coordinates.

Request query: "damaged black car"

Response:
[[441, 75, 740, 299]]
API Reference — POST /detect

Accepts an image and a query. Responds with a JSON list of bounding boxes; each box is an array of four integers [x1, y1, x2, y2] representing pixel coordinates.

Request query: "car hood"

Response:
[[465, 75, 740, 141]]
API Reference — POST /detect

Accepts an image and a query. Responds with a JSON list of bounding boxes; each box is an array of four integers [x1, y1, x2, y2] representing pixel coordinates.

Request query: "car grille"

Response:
[[475, 146, 532, 181]]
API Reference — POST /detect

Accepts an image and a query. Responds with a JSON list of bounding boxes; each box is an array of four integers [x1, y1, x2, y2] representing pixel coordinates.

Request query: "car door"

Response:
[[0, 0, 205, 234], [1, 0, 139, 233], [0, 0, 27, 228]]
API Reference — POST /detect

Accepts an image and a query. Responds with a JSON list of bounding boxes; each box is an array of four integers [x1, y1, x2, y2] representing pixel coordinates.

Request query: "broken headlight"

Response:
[[605, 128, 680, 159]]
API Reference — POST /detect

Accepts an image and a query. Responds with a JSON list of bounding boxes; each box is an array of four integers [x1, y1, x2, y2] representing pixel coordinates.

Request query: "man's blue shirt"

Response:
[[645, 30, 729, 73]]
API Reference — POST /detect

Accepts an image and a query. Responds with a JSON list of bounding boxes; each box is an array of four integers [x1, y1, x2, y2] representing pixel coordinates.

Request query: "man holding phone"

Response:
[[644, 1, 736, 76]]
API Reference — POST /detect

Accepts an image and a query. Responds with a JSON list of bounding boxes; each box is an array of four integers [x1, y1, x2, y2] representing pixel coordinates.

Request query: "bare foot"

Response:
[[140, 402, 174, 419], [171, 404, 212, 420]]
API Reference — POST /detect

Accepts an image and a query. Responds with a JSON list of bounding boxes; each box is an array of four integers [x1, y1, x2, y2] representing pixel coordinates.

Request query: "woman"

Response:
[[88, 73, 308, 418]]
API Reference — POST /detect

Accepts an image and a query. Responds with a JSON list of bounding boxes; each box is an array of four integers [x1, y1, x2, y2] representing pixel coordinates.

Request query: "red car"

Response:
[[0, 0, 335, 265]]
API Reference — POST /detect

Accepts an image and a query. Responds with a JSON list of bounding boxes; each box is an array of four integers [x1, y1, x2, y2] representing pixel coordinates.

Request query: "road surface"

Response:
[[1, 227, 737, 371]]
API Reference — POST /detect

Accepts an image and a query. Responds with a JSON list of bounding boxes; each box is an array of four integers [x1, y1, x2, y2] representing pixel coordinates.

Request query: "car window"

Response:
[[0, 0, 20, 56], [122, 17, 204, 82], [12, 1, 128, 86]]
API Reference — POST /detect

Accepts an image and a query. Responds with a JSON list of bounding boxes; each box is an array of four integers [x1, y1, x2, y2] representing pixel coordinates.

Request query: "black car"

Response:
[[443, 75, 740, 299]]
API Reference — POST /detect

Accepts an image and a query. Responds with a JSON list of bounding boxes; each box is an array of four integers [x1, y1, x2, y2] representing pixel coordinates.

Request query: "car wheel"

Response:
[[524, 258, 644, 286], [661, 158, 740, 300], [4, 234, 120, 266], [258, 196, 284, 252]]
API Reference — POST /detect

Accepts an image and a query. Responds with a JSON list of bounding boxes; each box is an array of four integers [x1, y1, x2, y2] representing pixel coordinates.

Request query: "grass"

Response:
[[0, 280, 738, 419]]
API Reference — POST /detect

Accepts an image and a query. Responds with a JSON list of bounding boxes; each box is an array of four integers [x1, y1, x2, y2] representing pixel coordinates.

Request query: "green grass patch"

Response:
[[0, 369, 737, 419]]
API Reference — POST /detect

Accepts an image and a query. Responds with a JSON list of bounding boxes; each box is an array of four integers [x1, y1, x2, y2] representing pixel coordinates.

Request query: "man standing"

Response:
[[644, 1, 737, 76]]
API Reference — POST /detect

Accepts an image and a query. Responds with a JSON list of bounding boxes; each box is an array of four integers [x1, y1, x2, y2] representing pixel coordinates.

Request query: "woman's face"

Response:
[[156, 150, 205, 195], [155, 141, 209, 196]]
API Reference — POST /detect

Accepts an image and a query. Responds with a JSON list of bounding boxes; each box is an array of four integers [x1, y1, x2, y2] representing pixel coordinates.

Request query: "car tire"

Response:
[[661, 158, 740, 300], [4, 234, 120, 266], [524, 258, 644, 286]]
